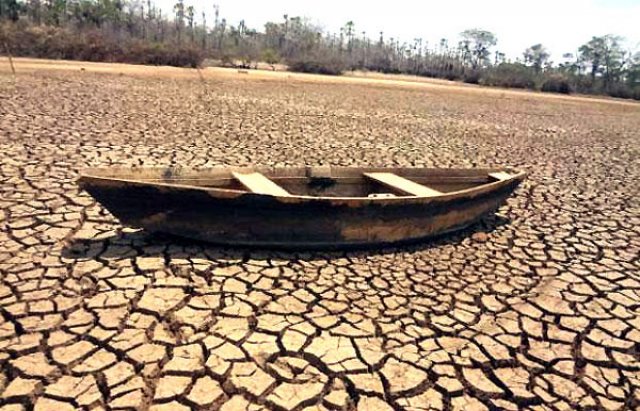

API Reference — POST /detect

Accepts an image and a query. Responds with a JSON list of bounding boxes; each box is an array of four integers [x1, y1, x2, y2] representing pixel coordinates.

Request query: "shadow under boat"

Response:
[[62, 213, 511, 262]]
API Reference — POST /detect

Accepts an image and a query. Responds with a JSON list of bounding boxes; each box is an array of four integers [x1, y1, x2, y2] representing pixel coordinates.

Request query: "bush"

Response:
[[288, 53, 346, 75], [462, 69, 481, 84], [0, 22, 203, 68], [262, 48, 279, 70], [366, 56, 400, 74], [605, 83, 639, 100], [480, 63, 536, 89], [541, 75, 572, 94]]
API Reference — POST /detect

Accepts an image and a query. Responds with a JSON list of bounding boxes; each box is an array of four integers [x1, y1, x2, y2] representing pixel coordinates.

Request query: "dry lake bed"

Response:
[[0, 58, 639, 411]]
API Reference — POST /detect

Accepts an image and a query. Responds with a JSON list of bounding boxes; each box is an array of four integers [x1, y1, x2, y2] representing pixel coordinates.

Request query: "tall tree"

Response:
[[217, 17, 226, 50], [1, 0, 21, 21], [523, 43, 550, 73], [460, 29, 497, 69], [186, 4, 194, 42], [282, 14, 288, 48], [173, 0, 184, 42], [579, 35, 624, 89], [344, 21, 354, 53], [27, 0, 42, 24], [626, 51, 640, 89], [201, 11, 206, 49]]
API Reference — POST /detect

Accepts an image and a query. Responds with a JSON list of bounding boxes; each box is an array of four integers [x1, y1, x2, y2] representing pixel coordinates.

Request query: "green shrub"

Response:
[[288, 53, 345, 75], [130, 42, 202, 68], [366, 56, 399, 74], [480, 63, 536, 89], [541, 75, 572, 94], [605, 83, 640, 100], [462, 69, 481, 84], [262, 48, 279, 70]]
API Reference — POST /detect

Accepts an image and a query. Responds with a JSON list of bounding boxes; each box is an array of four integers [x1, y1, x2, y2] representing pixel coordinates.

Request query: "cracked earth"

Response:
[[0, 59, 639, 411]]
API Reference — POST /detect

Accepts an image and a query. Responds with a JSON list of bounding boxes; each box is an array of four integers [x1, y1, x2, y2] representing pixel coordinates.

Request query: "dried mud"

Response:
[[0, 61, 639, 411]]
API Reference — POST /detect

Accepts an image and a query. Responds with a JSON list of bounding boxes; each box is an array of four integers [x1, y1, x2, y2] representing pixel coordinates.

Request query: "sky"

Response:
[[159, 0, 640, 61]]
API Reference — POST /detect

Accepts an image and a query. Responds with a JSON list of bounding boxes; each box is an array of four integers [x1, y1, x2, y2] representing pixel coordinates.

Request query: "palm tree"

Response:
[[201, 11, 206, 49], [344, 21, 354, 53], [173, 0, 184, 43], [186, 5, 194, 43]]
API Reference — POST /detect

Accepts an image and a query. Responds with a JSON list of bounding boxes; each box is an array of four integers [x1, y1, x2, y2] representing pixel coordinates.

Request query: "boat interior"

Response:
[[83, 167, 517, 198]]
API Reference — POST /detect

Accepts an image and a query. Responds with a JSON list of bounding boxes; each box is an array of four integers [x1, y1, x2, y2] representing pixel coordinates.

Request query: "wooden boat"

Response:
[[78, 166, 525, 248]]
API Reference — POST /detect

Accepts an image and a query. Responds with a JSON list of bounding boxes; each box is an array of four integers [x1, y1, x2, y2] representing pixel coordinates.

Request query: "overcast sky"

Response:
[[159, 0, 640, 61]]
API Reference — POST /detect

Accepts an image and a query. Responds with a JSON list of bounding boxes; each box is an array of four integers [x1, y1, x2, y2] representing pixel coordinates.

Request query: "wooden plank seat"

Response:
[[489, 171, 513, 181], [232, 172, 290, 196], [364, 172, 442, 197]]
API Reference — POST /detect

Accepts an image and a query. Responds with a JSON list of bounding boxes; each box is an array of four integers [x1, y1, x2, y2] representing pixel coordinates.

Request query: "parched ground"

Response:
[[0, 59, 639, 411]]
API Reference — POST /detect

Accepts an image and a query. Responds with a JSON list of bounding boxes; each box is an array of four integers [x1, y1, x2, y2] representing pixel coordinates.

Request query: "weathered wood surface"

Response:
[[232, 171, 290, 196], [364, 172, 443, 196], [489, 171, 513, 181], [78, 167, 525, 248]]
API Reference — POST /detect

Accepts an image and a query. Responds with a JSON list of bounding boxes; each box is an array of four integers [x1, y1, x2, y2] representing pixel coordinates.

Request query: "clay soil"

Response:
[[1, 58, 639, 411]]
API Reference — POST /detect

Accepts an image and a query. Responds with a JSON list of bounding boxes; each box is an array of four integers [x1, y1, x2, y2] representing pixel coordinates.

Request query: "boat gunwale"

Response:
[[78, 167, 526, 206]]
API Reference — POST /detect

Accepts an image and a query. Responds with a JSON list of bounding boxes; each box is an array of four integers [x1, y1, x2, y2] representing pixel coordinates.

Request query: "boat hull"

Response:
[[78, 170, 523, 248]]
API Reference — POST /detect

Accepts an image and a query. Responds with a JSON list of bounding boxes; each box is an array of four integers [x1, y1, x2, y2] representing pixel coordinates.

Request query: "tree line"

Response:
[[1, 0, 638, 99]]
